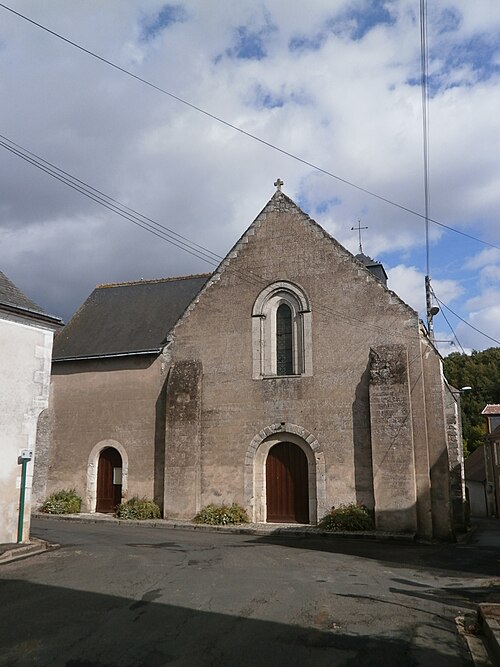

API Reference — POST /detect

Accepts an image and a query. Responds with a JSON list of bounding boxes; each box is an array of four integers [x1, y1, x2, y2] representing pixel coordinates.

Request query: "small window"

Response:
[[277, 303, 293, 375]]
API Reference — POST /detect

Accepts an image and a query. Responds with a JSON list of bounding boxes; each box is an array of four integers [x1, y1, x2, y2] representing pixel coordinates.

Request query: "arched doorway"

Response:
[[266, 442, 309, 523], [96, 447, 122, 513]]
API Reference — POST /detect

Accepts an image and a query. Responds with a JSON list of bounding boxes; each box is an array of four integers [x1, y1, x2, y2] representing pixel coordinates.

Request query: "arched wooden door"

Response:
[[266, 442, 309, 523], [96, 447, 122, 513]]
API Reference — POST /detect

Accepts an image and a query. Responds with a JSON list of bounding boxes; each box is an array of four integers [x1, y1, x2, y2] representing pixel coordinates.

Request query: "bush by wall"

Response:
[[115, 497, 161, 520], [40, 489, 82, 514], [194, 503, 249, 525], [318, 504, 374, 531]]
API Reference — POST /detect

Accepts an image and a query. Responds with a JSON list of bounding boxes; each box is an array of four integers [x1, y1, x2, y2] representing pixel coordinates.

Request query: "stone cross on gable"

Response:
[[274, 178, 284, 192]]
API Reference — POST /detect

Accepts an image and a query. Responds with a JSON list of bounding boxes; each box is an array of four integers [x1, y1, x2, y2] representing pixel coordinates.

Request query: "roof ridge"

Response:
[[97, 273, 212, 289]]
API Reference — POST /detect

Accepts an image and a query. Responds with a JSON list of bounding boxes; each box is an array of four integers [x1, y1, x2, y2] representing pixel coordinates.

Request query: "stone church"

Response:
[[35, 187, 465, 539]]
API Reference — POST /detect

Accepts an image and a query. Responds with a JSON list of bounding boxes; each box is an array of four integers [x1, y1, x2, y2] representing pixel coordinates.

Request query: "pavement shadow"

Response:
[[244, 532, 500, 579], [0, 579, 466, 667]]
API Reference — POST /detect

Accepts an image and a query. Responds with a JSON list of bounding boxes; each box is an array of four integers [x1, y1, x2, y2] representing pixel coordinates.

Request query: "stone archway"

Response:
[[87, 439, 128, 513], [244, 423, 326, 523]]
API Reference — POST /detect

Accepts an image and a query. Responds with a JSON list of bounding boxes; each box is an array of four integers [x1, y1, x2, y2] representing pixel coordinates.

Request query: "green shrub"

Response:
[[40, 489, 82, 515], [115, 497, 161, 520], [318, 503, 374, 532], [194, 503, 249, 525]]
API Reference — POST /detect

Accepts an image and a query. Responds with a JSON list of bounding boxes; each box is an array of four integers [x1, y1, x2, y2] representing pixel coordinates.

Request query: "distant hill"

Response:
[[443, 347, 500, 456]]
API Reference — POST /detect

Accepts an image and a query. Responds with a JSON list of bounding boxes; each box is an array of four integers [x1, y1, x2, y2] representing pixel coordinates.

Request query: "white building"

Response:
[[0, 270, 61, 544]]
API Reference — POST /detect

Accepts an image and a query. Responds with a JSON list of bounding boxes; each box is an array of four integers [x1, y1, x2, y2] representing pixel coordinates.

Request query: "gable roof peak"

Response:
[[264, 188, 305, 215]]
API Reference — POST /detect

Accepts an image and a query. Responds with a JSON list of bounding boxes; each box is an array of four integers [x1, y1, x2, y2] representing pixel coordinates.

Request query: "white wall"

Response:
[[0, 315, 54, 543]]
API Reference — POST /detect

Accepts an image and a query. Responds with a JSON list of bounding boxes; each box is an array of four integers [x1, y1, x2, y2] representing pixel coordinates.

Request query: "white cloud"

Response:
[[0, 0, 498, 349], [465, 248, 500, 270], [386, 264, 463, 316]]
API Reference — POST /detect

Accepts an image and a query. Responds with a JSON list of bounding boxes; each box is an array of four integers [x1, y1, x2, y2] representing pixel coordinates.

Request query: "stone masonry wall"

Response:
[[444, 387, 467, 532], [422, 342, 454, 540], [165, 359, 203, 518], [46, 354, 165, 511], [165, 192, 424, 525], [369, 344, 418, 533]]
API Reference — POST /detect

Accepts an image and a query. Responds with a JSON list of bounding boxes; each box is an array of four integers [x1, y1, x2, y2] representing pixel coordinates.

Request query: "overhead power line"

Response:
[[0, 133, 223, 265], [1, 2, 499, 253], [0, 132, 428, 341], [435, 302, 466, 354], [8, 132, 494, 350], [0, 137, 224, 269], [432, 291, 500, 347]]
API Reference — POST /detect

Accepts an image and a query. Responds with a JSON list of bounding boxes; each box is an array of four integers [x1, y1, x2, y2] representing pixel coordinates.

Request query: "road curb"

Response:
[[32, 511, 416, 542], [0, 538, 58, 565]]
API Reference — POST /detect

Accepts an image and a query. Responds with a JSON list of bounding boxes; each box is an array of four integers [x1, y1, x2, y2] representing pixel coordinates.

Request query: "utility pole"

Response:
[[425, 274, 433, 335], [420, 0, 436, 339]]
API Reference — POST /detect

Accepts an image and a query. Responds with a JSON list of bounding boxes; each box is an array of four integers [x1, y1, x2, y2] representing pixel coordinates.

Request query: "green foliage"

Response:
[[318, 504, 374, 532], [115, 497, 161, 520], [40, 489, 82, 514], [194, 503, 249, 525], [443, 347, 500, 456]]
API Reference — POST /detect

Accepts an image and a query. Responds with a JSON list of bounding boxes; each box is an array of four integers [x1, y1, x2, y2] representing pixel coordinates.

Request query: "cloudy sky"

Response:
[[1, 0, 499, 353]]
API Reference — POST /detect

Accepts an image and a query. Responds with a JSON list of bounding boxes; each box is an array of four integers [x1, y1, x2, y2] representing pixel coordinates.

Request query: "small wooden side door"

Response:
[[96, 447, 122, 513], [266, 442, 309, 523]]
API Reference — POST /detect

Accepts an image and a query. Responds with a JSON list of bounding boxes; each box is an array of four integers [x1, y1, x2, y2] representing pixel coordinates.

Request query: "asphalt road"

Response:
[[1, 518, 499, 667]]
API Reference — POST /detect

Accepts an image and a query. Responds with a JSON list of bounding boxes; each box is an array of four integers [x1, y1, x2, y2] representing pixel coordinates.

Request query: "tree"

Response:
[[443, 347, 500, 456]]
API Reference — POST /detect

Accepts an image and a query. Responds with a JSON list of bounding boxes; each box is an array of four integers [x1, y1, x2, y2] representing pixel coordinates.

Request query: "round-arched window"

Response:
[[252, 281, 312, 378]]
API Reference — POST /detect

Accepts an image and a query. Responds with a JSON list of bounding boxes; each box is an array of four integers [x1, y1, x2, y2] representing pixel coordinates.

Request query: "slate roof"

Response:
[[53, 274, 210, 360], [0, 269, 45, 312], [0, 270, 62, 325], [354, 253, 388, 286]]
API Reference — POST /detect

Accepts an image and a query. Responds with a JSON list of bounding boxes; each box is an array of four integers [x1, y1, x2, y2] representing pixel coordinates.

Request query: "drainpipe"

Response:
[[17, 450, 33, 543]]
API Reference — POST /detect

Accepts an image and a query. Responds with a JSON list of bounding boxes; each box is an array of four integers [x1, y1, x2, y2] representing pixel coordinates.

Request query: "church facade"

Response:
[[35, 189, 465, 539]]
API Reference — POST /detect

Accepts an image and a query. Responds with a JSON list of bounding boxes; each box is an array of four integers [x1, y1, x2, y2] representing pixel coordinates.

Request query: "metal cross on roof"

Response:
[[274, 178, 284, 191], [351, 219, 368, 254]]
